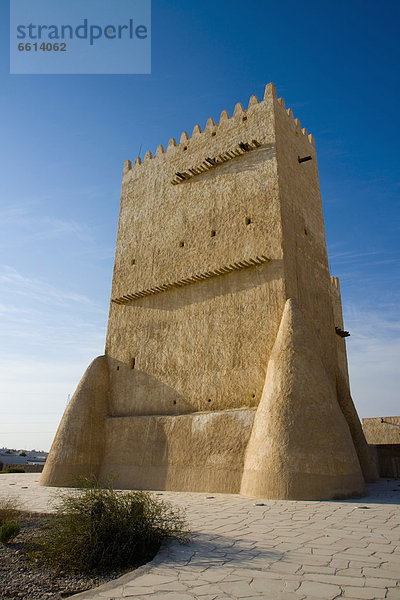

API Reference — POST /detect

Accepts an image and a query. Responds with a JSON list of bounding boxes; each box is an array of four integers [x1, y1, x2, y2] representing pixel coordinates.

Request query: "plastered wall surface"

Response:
[[363, 417, 400, 445], [106, 94, 284, 417]]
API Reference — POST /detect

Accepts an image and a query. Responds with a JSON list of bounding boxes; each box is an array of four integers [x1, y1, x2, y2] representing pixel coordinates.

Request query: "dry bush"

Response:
[[37, 478, 190, 573], [0, 497, 21, 526]]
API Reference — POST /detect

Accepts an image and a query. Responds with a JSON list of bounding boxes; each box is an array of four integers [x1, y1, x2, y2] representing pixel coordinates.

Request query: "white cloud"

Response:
[[0, 204, 93, 248], [30, 217, 92, 242], [0, 265, 100, 309]]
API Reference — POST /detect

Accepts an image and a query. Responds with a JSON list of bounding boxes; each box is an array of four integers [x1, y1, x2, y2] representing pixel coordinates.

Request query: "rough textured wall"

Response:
[[99, 409, 256, 492], [273, 97, 337, 388], [363, 417, 400, 478], [272, 100, 376, 484], [363, 417, 400, 445], [241, 299, 366, 500], [105, 86, 286, 418], [330, 277, 350, 385], [330, 278, 379, 482]]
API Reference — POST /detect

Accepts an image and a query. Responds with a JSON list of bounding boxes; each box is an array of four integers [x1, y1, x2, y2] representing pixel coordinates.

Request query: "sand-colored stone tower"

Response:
[[41, 83, 378, 499]]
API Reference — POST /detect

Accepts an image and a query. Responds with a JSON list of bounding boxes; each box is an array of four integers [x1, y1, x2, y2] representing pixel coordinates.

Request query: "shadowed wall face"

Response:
[[363, 417, 400, 479], [40, 355, 109, 487], [99, 409, 256, 492]]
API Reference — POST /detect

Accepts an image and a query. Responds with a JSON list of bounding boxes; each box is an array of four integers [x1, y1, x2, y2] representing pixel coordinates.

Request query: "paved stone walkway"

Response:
[[1, 474, 399, 599]]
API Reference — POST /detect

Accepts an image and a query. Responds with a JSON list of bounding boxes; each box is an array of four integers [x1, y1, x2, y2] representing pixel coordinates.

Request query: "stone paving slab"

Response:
[[1, 474, 399, 599]]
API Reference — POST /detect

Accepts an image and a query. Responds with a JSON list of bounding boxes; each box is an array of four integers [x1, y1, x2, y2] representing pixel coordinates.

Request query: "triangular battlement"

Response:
[[123, 83, 314, 174]]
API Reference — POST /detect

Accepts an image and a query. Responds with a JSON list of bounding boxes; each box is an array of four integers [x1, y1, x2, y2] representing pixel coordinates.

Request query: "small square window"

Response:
[[211, 230, 216, 237], [179, 241, 185, 247], [246, 217, 252, 225]]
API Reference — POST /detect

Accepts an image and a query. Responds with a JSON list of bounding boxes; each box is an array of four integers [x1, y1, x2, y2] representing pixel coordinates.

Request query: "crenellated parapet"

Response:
[[122, 83, 315, 176]]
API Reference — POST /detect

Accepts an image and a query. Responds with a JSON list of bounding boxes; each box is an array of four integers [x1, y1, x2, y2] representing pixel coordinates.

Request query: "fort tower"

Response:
[[41, 83, 378, 499]]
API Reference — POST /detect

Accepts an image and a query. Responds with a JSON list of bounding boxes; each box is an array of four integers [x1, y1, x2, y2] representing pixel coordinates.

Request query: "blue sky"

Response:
[[0, 0, 399, 451]]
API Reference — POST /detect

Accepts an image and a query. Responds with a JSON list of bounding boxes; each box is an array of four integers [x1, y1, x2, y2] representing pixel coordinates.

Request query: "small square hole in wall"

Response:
[[211, 132, 216, 137], [304, 228, 308, 236], [116, 366, 119, 371], [207, 398, 212, 403], [242, 116, 247, 122], [183, 146, 188, 151], [179, 241, 185, 247], [246, 217, 252, 225], [130, 357, 136, 369], [211, 230, 216, 237], [131, 259, 136, 265]]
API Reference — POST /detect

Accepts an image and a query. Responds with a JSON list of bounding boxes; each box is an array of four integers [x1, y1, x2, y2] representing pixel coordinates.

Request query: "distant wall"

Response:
[[0, 463, 44, 473], [363, 417, 400, 445], [363, 417, 400, 478]]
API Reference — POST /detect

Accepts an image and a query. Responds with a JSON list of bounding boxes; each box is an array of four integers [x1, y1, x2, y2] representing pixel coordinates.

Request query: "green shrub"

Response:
[[38, 479, 189, 573], [0, 497, 21, 525], [5, 466, 25, 473], [0, 521, 21, 544]]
